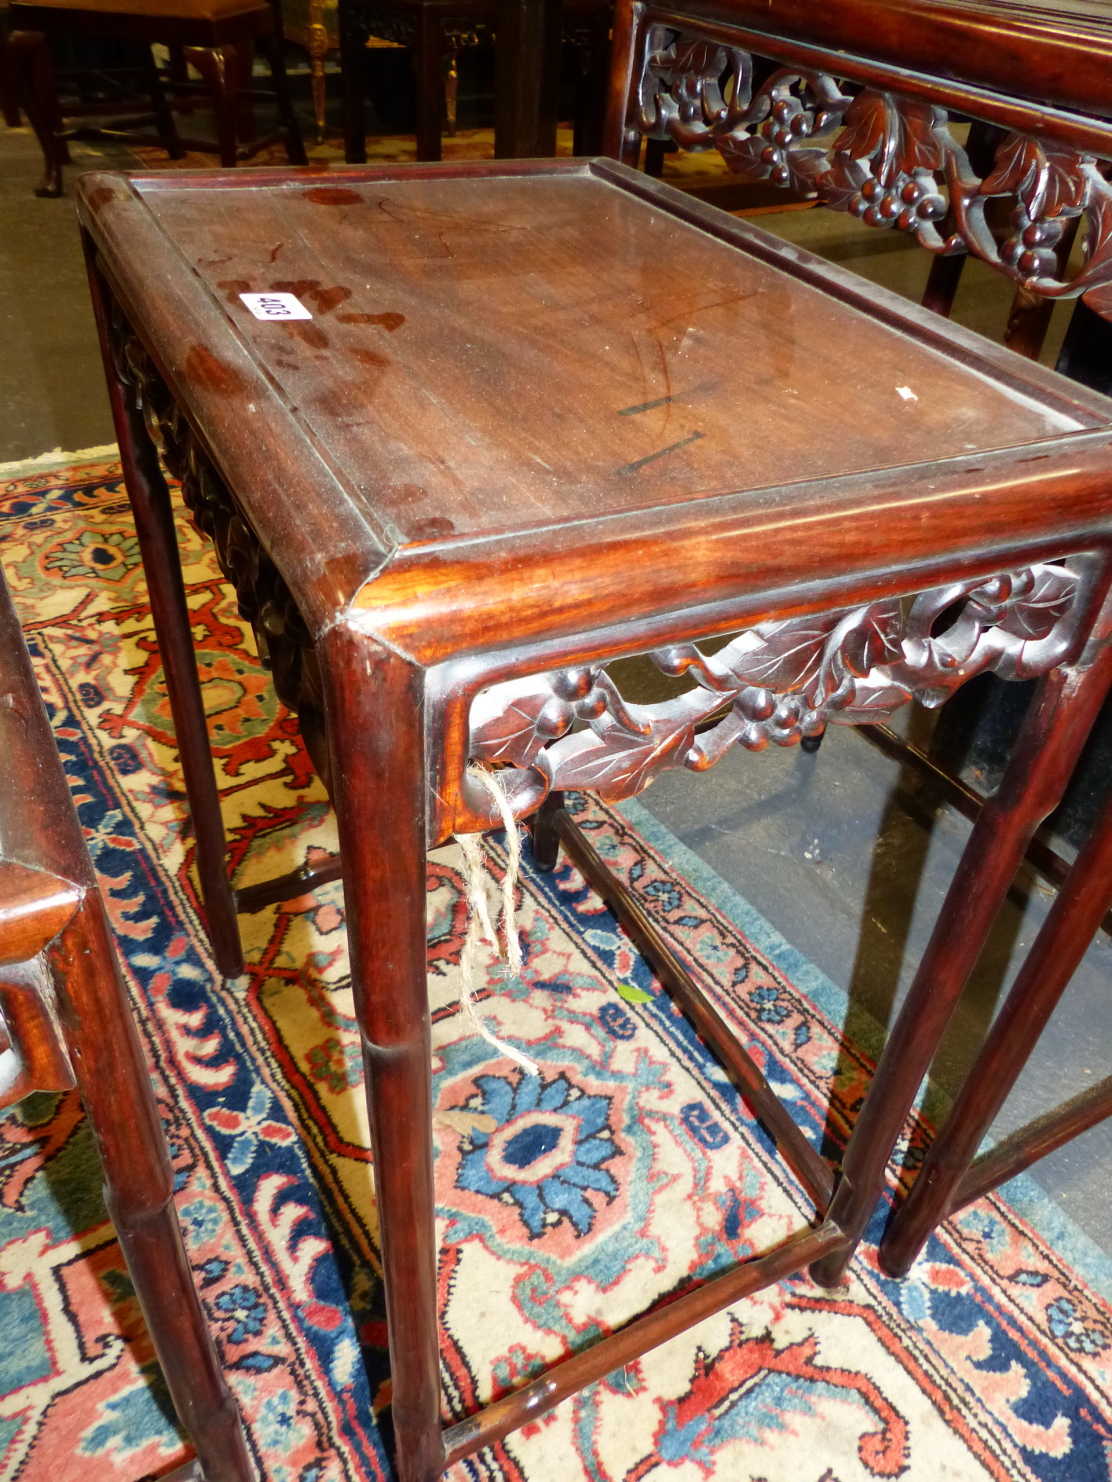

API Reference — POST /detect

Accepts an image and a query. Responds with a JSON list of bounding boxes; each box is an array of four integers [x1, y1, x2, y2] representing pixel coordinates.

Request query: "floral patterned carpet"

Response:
[[1, 449, 1112, 1482]]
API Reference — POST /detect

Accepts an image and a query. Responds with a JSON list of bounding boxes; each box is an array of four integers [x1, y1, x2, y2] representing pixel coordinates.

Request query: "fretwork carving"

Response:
[[105, 295, 330, 785], [634, 26, 1112, 303], [469, 563, 1091, 811]]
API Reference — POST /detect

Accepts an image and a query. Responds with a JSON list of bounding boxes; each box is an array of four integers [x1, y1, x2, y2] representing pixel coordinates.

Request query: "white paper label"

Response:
[[239, 292, 312, 321]]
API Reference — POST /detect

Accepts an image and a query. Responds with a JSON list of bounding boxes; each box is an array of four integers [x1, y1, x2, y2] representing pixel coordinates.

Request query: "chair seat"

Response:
[[10, 0, 271, 26]]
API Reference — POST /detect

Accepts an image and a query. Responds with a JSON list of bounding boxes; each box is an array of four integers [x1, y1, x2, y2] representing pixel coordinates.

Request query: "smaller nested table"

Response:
[[78, 159, 1112, 1482], [0, 564, 250, 1482]]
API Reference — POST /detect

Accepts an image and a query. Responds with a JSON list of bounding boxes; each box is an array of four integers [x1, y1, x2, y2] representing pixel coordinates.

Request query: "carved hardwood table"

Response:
[[78, 158, 1112, 1481], [0, 562, 251, 1482]]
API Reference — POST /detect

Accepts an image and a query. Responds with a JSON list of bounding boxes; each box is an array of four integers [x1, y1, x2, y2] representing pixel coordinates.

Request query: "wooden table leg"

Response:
[[50, 895, 252, 1482], [84, 247, 245, 978], [322, 627, 445, 1482], [878, 776, 1112, 1276], [811, 641, 1112, 1287]]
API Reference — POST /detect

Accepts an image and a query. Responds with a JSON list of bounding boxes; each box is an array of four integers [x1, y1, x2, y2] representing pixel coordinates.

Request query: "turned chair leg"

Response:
[[811, 642, 1112, 1287], [50, 897, 253, 1482], [84, 249, 245, 977], [185, 43, 240, 166], [8, 29, 68, 196], [322, 629, 445, 1482]]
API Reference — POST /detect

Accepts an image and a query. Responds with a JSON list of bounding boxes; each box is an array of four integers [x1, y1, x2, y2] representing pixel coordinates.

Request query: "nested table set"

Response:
[[0, 565, 251, 1482], [74, 154, 1112, 1480]]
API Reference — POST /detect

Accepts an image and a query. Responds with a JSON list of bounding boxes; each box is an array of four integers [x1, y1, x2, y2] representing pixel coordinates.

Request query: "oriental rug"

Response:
[[1, 450, 1111, 1482]]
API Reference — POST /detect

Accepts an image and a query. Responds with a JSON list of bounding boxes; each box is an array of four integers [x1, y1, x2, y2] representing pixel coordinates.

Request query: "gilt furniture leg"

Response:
[[811, 641, 1112, 1287], [50, 896, 252, 1481], [322, 627, 445, 1482], [878, 779, 1112, 1276], [84, 247, 245, 977]]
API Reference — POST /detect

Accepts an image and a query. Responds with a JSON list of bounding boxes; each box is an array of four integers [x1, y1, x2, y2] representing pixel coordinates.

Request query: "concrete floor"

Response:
[[2, 110, 1110, 1253]]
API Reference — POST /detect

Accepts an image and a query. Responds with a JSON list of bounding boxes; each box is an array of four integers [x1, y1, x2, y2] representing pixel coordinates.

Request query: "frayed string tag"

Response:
[[453, 765, 538, 1077]]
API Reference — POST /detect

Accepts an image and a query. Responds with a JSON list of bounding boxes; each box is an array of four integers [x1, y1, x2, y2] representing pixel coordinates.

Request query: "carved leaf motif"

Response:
[[980, 133, 1040, 196], [833, 92, 890, 165], [716, 131, 773, 181], [839, 601, 904, 677], [787, 149, 828, 196], [898, 99, 945, 173], [470, 690, 554, 768], [997, 565, 1077, 641], [544, 720, 695, 801], [669, 39, 723, 79], [1078, 189, 1112, 293], [817, 154, 870, 212], [715, 617, 840, 691], [838, 680, 915, 724], [981, 135, 1085, 219]]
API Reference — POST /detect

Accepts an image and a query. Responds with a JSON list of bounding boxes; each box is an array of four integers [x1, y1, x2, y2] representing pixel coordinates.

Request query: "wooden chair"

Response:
[[7, 0, 306, 195], [338, 0, 611, 161], [0, 560, 253, 1482]]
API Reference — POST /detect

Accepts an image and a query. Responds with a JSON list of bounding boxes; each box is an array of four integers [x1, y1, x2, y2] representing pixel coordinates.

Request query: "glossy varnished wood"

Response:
[[76, 156, 1112, 1482], [879, 775, 1112, 1277], [0, 564, 252, 1481]]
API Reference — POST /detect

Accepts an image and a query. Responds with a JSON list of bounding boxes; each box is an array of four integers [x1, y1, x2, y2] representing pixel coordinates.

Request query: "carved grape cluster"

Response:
[[467, 564, 1088, 821], [632, 26, 1112, 299], [848, 173, 947, 233], [756, 97, 816, 188]]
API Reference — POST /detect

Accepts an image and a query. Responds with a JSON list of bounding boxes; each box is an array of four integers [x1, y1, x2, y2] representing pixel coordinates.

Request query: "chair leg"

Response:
[[338, 0, 367, 162], [878, 778, 1112, 1276], [83, 246, 245, 978], [141, 42, 186, 160], [7, 29, 67, 197], [0, 28, 23, 128], [412, 11, 442, 162], [321, 628, 446, 1482], [260, 19, 307, 165], [233, 38, 257, 143], [810, 640, 1112, 1287], [49, 896, 252, 1482], [185, 44, 240, 166]]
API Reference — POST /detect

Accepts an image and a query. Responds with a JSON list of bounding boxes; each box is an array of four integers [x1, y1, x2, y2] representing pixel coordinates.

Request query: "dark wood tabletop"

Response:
[[78, 161, 1112, 667]]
